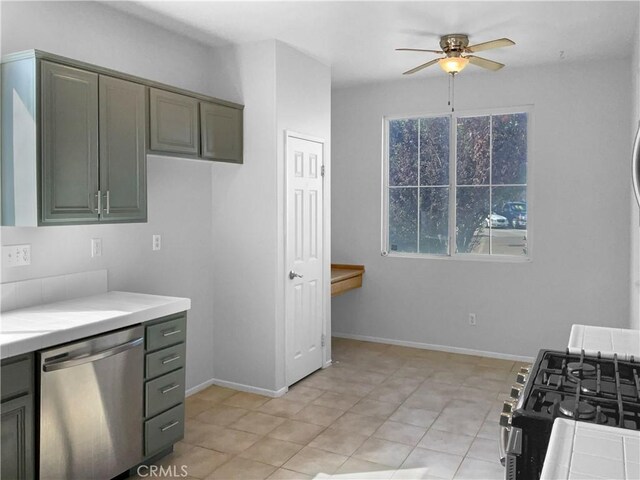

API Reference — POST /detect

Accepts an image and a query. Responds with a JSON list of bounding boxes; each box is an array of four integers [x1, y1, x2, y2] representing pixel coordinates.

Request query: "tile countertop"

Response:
[[0, 291, 191, 359], [540, 418, 640, 480], [568, 325, 640, 361]]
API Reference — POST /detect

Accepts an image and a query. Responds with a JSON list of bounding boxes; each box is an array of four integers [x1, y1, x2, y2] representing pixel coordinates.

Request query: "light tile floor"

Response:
[[134, 338, 527, 480]]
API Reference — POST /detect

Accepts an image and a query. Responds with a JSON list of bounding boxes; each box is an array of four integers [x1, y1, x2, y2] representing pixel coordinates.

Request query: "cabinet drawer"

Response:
[[145, 343, 185, 379], [146, 314, 186, 351], [145, 368, 185, 418], [1, 355, 32, 402], [144, 403, 184, 457]]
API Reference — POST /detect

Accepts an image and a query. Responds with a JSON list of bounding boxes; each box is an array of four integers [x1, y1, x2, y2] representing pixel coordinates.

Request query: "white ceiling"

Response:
[[109, 1, 640, 87]]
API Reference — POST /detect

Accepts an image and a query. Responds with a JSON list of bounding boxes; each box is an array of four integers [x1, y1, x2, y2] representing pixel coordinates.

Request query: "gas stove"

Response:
[[499, 349, 640, 480]]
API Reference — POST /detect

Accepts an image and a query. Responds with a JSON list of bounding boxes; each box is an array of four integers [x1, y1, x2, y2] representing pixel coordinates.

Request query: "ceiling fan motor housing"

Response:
[[440, 34, 469, 56]]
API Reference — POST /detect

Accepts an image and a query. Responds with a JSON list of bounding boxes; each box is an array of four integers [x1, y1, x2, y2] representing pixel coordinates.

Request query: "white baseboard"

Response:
[[186, 377, 287, 398], [332, 331, 535, 363], [186, 378, 218, 397]]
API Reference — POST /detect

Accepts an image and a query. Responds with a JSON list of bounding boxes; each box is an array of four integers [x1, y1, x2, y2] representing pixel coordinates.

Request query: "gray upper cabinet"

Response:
[[41, 61, 99, 224], [2, 50, 244, 226], [99, 76, 147, 223], [201, 102, 243, 164], [149, 88, 199, 156]]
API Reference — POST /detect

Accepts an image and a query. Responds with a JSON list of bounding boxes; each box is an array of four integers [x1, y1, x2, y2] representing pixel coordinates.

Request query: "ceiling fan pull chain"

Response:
[[450, 73, 455, 112]]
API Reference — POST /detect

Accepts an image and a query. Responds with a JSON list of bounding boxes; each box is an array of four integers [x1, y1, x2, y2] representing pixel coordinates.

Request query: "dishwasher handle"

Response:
[[43, 337, 144, 372]]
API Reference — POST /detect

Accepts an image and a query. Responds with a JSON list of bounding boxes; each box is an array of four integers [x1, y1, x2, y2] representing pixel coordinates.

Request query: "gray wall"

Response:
[[0, 1, 216, 391], [331, 60, 633, 358], [207, 40, 280, 393]]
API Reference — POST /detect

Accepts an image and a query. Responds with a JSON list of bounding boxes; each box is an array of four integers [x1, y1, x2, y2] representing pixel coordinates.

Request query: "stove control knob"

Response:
[[519, 366, 531, 375], [502, 400, 516, 413], [510, 384, 523, 399], [516, 372, 528, 384], [499, 412, 512, 427]]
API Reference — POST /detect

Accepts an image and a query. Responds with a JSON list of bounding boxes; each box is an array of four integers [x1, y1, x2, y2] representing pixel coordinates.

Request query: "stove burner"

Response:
[[567, 362, 596, 377], [558, 400, 596, 420], [579, 378, 597, 394]]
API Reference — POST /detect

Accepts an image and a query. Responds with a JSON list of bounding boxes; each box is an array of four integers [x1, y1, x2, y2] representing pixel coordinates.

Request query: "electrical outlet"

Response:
[[91, 238, 102, 258], [469, 313, 477, 326], [20, 245, 31, 265], [2, 244, 31, 267], [152, 235, 161, 251]]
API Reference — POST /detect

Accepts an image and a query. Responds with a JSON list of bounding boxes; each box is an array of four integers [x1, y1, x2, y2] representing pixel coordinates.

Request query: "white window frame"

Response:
[[381, 105, 533, 262]]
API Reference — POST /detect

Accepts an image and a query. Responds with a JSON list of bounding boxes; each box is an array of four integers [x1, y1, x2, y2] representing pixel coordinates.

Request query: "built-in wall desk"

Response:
[[331, 264, 365, 297]]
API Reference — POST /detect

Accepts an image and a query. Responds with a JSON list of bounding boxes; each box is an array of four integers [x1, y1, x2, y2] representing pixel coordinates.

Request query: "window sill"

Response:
[[383, 252, 531, 263]]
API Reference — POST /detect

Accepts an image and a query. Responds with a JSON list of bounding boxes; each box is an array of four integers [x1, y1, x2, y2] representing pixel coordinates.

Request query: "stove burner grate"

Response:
[[567, 362, 596, 377]]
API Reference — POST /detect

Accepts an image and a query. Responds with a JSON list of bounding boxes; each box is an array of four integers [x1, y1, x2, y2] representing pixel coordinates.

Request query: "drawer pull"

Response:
[[161, 383, 181, 394], [160, 420, 180, 432], [161, 355, 181, 365], [162, 329, 182, 337]]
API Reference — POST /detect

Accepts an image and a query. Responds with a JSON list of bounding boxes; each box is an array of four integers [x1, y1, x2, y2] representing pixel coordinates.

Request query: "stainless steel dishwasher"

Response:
[[39, 325, 144, 480]]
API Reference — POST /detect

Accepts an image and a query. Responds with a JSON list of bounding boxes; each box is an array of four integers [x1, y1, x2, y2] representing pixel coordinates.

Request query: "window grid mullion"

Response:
[[489, 115, 493, 256], [449, 112, 456, 256], [416, 119, 421, 254]]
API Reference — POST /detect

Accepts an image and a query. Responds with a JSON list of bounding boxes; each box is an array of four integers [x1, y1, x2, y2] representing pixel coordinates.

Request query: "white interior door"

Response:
[[285, 133, 324, 386]]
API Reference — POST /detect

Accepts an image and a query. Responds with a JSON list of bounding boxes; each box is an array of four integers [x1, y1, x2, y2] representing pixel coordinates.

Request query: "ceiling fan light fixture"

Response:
[[438, 56, 469, 74]]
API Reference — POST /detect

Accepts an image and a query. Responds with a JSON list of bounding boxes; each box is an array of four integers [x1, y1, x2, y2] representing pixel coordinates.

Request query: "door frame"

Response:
[[283, 130, 329, 387]]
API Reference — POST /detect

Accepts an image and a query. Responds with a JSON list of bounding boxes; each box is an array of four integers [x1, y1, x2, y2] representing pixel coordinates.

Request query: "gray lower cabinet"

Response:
[[1, 354, 34, 480], [149, 88, 199, 156], [41, 61, 100, 224], [143, 313, 187, 458], [201, 102, 243, 163], [99, 75, 147, 222]]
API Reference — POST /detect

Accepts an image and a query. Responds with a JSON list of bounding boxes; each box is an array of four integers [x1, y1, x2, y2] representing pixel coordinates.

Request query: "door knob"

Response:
[[289, 271, 303, 280]]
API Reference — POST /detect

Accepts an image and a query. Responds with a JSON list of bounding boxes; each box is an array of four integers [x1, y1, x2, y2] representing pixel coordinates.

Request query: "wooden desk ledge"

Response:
[[331, 264, 365, 297]]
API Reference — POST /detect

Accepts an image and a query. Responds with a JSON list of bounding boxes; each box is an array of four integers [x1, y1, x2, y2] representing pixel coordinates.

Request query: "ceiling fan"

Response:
[[397, 34, 515, 75]]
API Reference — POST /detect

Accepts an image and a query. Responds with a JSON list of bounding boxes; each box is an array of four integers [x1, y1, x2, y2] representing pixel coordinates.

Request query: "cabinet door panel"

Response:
[[99, 76, 147, 222], [149, 89, 198, 155], [200, 102, 243, 163], [1, 395, 34, 480], [41, 61, 99, 224]]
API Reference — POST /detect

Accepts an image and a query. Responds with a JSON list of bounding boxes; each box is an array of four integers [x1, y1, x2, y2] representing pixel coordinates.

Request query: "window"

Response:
[[384, 108, 530, 259]]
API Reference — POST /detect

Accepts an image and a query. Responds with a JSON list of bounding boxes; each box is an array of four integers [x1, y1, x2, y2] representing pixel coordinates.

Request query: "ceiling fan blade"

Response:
[[466, 38, 515, 53], [396, 48, 444, 54], [466, 55, 505, 71], [403, 59, 440, 75]]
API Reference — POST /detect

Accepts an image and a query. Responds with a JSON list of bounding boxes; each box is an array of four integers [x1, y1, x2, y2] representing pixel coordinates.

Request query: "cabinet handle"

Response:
[[95, 190, 102, 214], [162, 329, 182, 337], [160, 420, 180, 432], [161, 355, 181, 365], [161, 383, 180, 394], [105, 190, 110, 214]]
